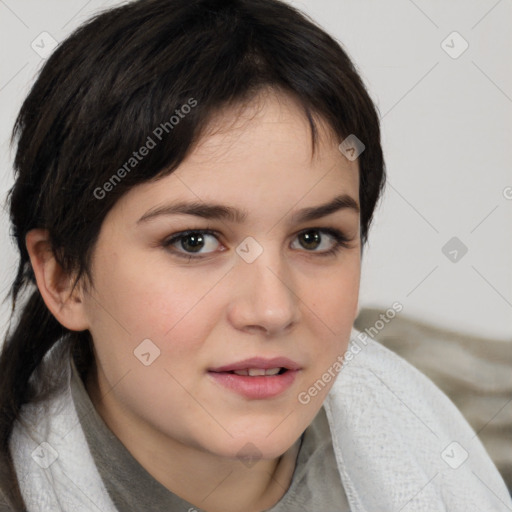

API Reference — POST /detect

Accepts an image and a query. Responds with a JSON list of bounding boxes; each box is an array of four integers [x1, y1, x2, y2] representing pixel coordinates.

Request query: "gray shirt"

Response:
[[70, 356, 350, 511]]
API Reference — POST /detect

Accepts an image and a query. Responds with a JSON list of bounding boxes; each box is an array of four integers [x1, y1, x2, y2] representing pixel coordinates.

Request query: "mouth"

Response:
[[207, 357, 301, 399], [208, 356, 301, 374], [217, 367, 289, 376]]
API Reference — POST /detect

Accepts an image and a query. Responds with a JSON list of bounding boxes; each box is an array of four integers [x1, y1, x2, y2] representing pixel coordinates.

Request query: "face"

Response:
[[81, 90, 361, 462]]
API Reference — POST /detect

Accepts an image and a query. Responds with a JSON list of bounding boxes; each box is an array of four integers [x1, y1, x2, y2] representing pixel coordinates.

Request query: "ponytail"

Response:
[[0, 288, 67, 510]]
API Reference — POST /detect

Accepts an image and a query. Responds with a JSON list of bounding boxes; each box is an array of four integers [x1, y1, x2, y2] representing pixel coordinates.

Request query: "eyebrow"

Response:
[[137, 194, 359, 225]]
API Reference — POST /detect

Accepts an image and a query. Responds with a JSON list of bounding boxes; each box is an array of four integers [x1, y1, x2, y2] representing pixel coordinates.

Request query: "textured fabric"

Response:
[[355, 306, 512, 491], [9, 327, 512, 511], [69, 353, 350, 511]]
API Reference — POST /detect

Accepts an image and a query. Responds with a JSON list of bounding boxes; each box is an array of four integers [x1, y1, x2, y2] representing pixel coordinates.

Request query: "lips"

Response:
[[208, 356, 301, 373], [207, 357, 302, 399]]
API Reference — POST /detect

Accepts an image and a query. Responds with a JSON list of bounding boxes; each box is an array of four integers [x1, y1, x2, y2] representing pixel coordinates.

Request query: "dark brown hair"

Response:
[[0, 0, 385, 508]]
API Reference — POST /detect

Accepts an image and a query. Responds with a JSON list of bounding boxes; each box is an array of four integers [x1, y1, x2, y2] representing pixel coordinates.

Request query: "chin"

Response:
[[215, 432, 296, 463]]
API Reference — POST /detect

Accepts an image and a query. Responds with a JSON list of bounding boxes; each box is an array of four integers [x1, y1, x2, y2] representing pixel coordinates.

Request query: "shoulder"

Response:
[[325, 327, 492, 467], [333, 327, 458, 407], [322, 328, 512, 508]]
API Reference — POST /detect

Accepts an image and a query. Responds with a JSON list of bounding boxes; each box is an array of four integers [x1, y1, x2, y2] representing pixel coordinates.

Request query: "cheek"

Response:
[[302, 261, 360, 385], [88, 246, 224, 343], [307, 259, 361, 329]]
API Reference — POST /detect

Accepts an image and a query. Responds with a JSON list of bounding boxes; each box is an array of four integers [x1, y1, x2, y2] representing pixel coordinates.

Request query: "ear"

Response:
[[25, 229, 89, 331]]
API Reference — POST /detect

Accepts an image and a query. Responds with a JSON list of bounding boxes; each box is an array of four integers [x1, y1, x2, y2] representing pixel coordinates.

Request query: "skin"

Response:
[[26, 89, 361, 512]]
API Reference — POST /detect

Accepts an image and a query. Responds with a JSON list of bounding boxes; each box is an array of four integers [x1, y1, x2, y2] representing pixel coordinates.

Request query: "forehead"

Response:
[[110, 91, 359, 225], [190, 89, 342, 164], [172, 91, 357, 189]]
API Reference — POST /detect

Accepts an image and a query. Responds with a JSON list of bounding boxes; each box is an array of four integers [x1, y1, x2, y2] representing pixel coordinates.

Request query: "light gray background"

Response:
[[1, 0, 511, 341]]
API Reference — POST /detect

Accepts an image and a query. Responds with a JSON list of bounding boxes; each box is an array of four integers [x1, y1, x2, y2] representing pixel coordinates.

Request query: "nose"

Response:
[[226, 246, 301, 336]]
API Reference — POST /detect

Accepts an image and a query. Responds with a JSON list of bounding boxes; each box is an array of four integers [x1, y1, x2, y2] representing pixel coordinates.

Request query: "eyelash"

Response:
[[161, 227, 352, 260]]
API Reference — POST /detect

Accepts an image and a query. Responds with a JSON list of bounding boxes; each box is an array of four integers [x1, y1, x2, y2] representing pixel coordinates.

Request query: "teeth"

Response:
[[263, 367, 281, 376], [232, 368, 282, 376]]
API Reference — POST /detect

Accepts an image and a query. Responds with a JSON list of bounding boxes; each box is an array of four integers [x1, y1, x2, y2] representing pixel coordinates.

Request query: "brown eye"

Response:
[[298, 230, 322, 250], [291, 228, 352, 257], [163, 230, 221, 258], [179, 233, 206, 253]]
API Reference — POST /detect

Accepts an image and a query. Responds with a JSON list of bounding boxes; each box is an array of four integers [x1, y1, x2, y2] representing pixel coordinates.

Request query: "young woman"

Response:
[[0, 0, 510, 511]]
